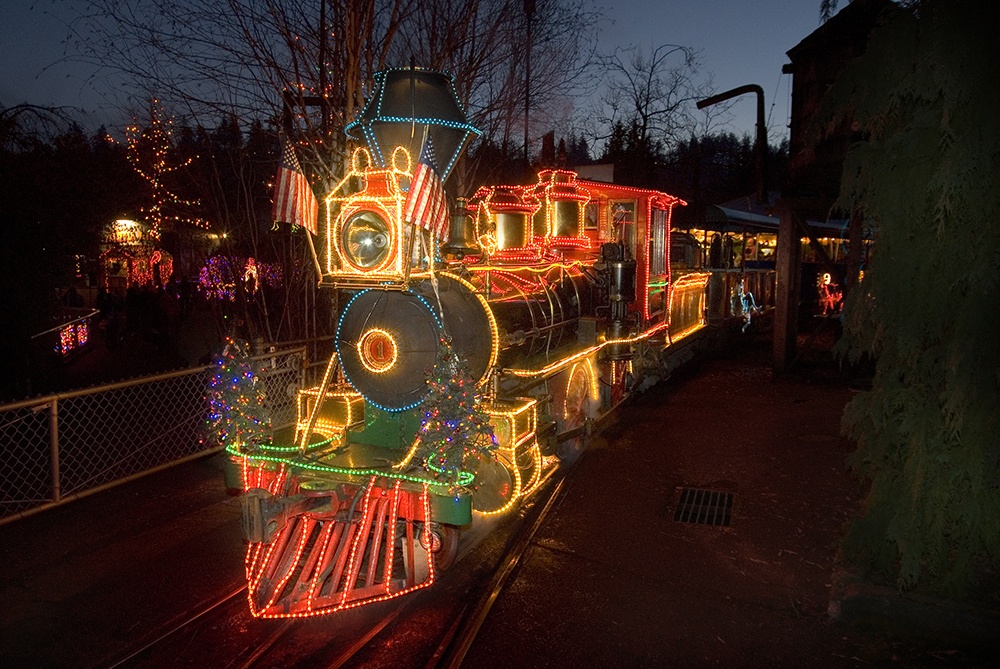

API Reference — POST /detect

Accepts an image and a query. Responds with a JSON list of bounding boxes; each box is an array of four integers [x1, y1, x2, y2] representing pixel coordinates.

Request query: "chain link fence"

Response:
[[0, 347, 306, 524]]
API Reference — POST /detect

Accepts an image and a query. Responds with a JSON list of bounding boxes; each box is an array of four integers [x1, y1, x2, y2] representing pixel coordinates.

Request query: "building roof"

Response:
[[703, 192, 849, 236]]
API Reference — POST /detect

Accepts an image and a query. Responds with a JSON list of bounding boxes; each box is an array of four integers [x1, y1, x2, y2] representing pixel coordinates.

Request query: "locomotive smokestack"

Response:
[[344, 68, 480, 184]]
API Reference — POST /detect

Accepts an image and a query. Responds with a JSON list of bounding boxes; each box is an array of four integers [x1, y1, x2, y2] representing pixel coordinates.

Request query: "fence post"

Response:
[[50, 398, 61, 503]]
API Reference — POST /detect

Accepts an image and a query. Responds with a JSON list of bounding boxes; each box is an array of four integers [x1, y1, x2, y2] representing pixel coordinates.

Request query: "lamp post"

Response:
[[697, 84, 767, 204]]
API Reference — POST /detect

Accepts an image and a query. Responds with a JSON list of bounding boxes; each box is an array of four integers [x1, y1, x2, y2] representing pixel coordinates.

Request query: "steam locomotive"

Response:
[[226, 68, 769, 619]]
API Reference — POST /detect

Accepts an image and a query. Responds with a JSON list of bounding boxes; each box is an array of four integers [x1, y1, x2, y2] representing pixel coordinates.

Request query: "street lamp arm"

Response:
[[696, 84, 764, 110]]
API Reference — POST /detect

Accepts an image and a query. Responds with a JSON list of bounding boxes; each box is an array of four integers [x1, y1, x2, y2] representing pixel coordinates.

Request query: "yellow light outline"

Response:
[[333, 201, 400, 275], [295, 385, 363, 443], [475, 450, 522, 517], [504, 323, 669, 380], [324, 146, 414, 279]]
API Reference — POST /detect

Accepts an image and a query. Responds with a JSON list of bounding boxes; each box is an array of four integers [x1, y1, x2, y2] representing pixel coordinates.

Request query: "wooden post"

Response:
[[773, 207, 801, 372]]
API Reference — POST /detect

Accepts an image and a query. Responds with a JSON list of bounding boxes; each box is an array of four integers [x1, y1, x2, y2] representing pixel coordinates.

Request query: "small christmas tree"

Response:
[[417, 338, 497, 486], [206, 338, 272, 450]]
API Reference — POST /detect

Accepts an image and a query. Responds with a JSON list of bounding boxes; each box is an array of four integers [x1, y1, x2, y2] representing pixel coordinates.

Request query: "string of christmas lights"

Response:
[[205, 338, 273, 449], [198, 255, 283, 301], [125, 99, 209, 238]]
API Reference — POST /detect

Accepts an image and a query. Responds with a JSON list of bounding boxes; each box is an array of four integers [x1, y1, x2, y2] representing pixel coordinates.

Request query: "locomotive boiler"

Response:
[[226, 67, 712, 619]]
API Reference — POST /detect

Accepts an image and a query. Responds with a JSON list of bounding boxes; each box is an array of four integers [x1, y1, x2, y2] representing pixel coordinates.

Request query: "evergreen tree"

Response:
[[831, 0, 1000, 594], [599, 120, 665, 188], [565, 133, 591, 167], [416, 339, 497, 486], [206, 338, 272, 449]]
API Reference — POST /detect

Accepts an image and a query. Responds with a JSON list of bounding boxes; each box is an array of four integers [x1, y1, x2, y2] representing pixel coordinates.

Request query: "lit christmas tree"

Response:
[[125, 99, 207, 239], [417, 338, 497, 486], [206, 338, 272, 450]]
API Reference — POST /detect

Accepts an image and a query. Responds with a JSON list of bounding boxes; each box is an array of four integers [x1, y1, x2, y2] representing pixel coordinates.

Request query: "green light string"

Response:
[[226, 443, 476, 488], [255, 436, 337, 453]]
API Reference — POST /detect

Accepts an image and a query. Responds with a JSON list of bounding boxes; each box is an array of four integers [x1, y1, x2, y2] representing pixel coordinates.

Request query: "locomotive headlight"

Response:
[[341, 209, 392, 271], [357, 327, 399, 374]]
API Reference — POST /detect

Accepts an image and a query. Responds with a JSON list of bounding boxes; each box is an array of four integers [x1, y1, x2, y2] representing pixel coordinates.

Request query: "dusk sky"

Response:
[[1, 0, 824, 141]]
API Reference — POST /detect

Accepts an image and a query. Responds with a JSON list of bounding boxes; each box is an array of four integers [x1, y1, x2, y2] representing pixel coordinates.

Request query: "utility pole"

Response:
[[698, 85, 798, 373], [524, 0, 535, 171]]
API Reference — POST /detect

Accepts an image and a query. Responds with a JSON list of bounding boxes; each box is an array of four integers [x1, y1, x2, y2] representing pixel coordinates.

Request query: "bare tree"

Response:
[[592, 44, 709, 153], [390, 0, 601, 187], [71, 0, 415, 184], [67, 0, 601, 344], [71, 0, 599, 189], [0, 104, 79, 150]]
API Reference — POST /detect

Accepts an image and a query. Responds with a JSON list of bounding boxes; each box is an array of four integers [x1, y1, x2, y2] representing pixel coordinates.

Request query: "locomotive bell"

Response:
[[441, 198, 480, 258]]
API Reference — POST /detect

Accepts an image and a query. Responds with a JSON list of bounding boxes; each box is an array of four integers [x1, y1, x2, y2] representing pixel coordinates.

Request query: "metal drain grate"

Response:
[[673, 488, 734, 526]]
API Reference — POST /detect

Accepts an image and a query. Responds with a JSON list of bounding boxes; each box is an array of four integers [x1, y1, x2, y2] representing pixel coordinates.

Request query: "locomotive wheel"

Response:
[[419, 523, 460, 571]]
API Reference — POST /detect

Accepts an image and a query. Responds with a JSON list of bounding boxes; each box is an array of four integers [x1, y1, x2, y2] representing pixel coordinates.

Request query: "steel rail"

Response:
[[429, 460, 575, 669], [322, 609, 405, 669], [295, 459, 567, 669], [231, 619, 297, 669], [100, 584, 247, 669]]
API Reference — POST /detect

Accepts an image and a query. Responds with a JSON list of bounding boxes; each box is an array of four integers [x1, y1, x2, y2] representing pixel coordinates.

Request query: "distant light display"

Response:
[[99, 219, 174, 288], [56, 320, 90, 356], [198, 256, 283, 300]]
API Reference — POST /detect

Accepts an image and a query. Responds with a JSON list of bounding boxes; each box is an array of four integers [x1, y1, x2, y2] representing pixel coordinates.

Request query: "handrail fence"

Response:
[[0, 346, 314, 525]]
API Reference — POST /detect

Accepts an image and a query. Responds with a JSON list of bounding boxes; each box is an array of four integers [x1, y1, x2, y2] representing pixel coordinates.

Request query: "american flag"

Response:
[[272, 137, 318, 235], [403, 136, 449, 240]]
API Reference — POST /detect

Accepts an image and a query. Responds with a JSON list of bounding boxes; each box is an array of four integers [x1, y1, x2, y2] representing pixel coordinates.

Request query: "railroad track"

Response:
[[96, 584, 249, 668], [321, 459, 575, 669]]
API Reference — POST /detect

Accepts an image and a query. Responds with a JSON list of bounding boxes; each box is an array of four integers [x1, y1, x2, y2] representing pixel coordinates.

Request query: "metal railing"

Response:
[[0, 347, 307, 524]]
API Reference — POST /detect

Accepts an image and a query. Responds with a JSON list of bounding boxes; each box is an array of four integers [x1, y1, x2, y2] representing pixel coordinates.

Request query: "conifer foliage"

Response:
[[206, 338, 272, 449], [417, 338, 497, 486], [831, 0, 1000, 594]]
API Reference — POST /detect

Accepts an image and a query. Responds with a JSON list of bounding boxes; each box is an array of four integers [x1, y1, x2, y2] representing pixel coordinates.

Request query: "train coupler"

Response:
[[239, 488, 319, 543]]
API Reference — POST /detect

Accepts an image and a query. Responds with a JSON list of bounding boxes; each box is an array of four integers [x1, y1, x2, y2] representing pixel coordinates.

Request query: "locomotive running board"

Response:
[[244, 477, 436, 618]]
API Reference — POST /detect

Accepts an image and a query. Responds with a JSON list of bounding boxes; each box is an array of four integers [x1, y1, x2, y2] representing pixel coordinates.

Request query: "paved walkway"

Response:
[[0, 455, 244, 668], [461, 342, 998, 668]]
